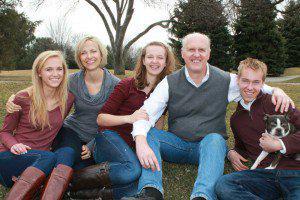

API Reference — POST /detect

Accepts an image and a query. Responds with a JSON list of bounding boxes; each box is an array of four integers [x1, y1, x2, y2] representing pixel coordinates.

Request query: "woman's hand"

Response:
[[10, 143, 31, 155], [81, 145, 91, 160], [128, 109, 149, 124], [6, 94, 21, 113]]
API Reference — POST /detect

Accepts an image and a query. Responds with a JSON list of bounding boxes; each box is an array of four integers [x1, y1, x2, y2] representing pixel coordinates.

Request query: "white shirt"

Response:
[[131, 65, 274, 138]]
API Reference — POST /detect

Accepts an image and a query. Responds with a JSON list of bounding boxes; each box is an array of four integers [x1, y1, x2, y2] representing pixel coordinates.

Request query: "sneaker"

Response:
[[121, 187, 163, 200]]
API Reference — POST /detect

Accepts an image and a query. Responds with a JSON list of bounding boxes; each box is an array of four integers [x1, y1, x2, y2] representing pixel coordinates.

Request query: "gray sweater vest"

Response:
[[167, 65, 230, 141]]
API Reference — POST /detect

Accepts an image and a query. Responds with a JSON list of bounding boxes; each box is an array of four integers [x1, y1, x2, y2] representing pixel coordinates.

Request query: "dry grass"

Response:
[[283, 67, 300, 76]]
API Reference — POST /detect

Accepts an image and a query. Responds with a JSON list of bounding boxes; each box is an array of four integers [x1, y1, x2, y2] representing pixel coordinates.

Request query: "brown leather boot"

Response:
[[71, 162, 111, 191], [70, 187, 113, 200], [5, 166, 46, 200], [40, 164, 73, 200]]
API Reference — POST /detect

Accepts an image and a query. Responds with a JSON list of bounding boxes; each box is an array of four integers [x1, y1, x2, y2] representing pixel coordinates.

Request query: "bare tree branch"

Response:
[[84, 0, 115, 47], [121, 0, 129, 15], [123, 19, 173, 56], [101, 0, 117, 29]]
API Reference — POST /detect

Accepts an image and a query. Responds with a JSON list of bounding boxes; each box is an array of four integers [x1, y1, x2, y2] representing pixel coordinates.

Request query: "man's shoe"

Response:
[[121, 187, 163, 200]]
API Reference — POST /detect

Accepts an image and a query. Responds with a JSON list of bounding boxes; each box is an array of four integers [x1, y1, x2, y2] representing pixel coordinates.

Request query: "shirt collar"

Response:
[[239, 91, 264, 111], [184, 63, 210, 87]]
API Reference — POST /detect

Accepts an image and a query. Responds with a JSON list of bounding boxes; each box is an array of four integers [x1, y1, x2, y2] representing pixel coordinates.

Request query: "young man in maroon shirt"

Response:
[[215, 58, 300, 200]]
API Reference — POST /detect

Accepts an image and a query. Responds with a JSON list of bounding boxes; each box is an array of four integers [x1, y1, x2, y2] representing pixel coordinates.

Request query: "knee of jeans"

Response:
[[147, 128, 160, 143], [201, 133, 225, 147]]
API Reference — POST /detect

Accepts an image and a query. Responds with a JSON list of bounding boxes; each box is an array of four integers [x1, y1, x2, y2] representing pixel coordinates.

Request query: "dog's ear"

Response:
[[284, 110, 291, 121], [264, 114, 270, 121]]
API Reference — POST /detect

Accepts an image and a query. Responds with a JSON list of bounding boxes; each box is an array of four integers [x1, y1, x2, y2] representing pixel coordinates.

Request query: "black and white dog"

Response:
[[251, 114, 299, 170]]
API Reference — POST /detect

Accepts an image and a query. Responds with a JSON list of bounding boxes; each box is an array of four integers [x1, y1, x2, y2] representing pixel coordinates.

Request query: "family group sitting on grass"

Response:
[[0, 32, 299, 200]]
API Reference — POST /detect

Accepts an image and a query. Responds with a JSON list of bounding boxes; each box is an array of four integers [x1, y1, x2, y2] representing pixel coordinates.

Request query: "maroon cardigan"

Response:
[[231, 92, 300, 170], [98, 77, 150, 148]]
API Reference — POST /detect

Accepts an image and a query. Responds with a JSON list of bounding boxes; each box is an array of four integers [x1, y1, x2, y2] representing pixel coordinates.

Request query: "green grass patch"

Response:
[[283, 77, 300, 83], [0, 77, 299, 199]]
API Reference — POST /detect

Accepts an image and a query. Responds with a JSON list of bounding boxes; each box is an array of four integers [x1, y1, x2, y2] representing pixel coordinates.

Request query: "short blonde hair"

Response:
[[238, 58, 268, 81], [30, 50, 68, 129], [75, 36, 108, 69]]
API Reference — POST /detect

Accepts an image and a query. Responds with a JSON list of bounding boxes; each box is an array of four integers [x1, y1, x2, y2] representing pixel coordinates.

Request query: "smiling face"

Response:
[[38, 56, 64, 89], [181, 34, 210, 74], [238, 67, 264, 104], [79, 40, 102, 71], [143, 45, 167, 77]]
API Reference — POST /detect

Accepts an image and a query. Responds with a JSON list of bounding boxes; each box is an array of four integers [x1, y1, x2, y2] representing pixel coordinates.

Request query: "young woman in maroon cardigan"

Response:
[[69, 42, 175, 199], [0, 51, 75, 200]]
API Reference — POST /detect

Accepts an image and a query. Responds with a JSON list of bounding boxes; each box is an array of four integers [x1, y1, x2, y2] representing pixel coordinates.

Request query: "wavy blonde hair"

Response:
[[29, 50, 68, 129], [134, 41, 175, 90], [75, 36, 108, 70]]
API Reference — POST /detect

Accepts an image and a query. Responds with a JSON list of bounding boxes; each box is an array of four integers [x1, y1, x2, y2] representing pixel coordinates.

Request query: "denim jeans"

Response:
[[0, 150, 56, 187], [138, 128, 227, 200], [93, 130, 141, 199], [215, 168, 300, 200]]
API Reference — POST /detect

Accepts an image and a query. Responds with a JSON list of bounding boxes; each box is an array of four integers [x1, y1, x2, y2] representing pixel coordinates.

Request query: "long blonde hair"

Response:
[[29, 50, 68, 129]]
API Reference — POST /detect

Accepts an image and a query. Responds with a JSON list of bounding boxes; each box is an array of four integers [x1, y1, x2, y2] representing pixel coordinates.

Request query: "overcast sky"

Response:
[[18, 0, 176, 48]]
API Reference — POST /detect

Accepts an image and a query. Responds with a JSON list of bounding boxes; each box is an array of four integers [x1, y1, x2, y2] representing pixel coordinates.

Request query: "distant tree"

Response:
[[234, 0, 286, 75], [280, 0, 300, 68], [169, 0, 234, 71], [0, 7, 37, 70], [33, 0, 172, 75], [17, 37, 60, 69]]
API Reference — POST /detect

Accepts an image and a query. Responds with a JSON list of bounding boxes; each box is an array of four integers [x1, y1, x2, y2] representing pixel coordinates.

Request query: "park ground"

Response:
[[0, 68, 300, 199]]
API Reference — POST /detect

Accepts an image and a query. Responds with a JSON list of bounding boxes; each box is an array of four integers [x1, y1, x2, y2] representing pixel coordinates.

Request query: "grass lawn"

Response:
[[0, 70, 299, 199]]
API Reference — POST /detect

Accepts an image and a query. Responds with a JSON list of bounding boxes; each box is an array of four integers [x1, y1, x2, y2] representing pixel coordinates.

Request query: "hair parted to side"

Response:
[[75, 36, 108, 70], [238, 58, 268, 81], [134, 41, 175, 90], [181, 32, 211, 51], [29, 50, 69, 129]]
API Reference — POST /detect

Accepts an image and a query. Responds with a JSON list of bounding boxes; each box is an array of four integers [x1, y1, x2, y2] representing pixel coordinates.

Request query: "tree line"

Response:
[[1, 0, 299, 76]]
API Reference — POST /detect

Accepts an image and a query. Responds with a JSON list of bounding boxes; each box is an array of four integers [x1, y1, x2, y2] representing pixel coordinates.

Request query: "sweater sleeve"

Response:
[[0, 94, 25, 149], [99, 78, 130, 115], [230, 117, 248, 158], [281, 107, 300, 155]]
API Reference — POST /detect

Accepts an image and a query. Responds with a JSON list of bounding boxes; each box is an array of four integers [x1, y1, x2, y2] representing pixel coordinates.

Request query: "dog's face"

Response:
[[264, 114, 293, 138]]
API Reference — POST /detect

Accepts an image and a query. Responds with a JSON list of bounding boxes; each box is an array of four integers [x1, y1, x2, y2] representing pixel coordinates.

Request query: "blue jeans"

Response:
[[0, 146, 75, 188], [138, 128, 227, 200], [215, 168, 300, 200], [0, 150, 56, 187], [93, 130, 141, 199]]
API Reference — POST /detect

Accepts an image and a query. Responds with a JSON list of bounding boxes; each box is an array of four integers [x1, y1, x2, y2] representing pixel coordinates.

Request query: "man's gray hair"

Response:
[[181, 32, 211, 50]]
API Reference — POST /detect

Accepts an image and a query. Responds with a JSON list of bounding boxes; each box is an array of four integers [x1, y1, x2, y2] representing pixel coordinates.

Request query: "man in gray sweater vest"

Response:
[[122, 33, 293, 200]]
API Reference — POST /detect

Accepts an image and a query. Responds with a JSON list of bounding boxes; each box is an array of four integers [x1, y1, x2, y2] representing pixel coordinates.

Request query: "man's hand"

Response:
[[81, 145, 91, 160], [135, 135, 160, 172], [6, 94, 21, 113], [128, 109, 149, 124], [272, 88, 295, 113], [228, 149, 249, 171], [10, 143, 31, 155], [259, 133, 282, 153]]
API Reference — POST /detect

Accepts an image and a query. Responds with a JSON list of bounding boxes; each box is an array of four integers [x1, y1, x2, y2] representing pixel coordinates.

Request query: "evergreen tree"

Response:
[[0, 7, 37, 70], [234, 0, 286, 75], [280, 0, 300, 68], [169, 0, 234, 71]]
